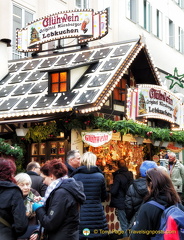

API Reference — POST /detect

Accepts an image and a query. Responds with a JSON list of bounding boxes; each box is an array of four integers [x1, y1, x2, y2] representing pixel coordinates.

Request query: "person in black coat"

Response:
[[130, 168, 184, 240], [0, 158, 28, 240], [71, 151, 108, 240], [26, 162, 47, 197], [32, 159, 86, 240], [125, 160, 158, 222], [109, 159, 133, 237]]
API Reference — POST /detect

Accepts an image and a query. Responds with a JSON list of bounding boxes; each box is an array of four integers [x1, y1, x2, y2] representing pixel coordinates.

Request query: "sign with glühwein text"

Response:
[[137, 84, 181, 125], [16, 9, 108, 52], [81, 131, 112, 147]]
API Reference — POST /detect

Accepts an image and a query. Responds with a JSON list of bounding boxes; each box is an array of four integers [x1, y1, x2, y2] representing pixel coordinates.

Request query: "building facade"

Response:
[[0, 0, 184, 160], [1, 0, 184, 97]]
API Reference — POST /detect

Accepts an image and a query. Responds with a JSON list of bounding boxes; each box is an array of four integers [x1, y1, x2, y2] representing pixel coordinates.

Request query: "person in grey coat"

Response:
[[165, 152, 184, 196]]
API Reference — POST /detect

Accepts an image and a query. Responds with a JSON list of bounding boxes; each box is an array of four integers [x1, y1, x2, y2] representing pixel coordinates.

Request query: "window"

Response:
[[167, 19, 174, 48], [174, 0, 184, 8], [156, 10, 162, 39], [75, 0, 89, 9], [126, 0, 137, 23], [143, 0, 151, 32], [113, 78, 127, 101], [31, 141, 66, 164], [13, 4, 34, 59], [177, 27, 184, 53], [50, 72, 68, 93], [166, 17, 175, 47]]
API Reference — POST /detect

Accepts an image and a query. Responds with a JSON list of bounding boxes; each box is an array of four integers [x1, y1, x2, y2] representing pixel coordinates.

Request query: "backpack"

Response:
[[148, 200, 184, 240]]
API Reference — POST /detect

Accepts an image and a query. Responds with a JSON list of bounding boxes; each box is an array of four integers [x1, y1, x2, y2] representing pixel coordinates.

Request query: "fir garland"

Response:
[[24, 115, 184, 145], [0, 138, 23, 160], [59, 116, 184, 144]]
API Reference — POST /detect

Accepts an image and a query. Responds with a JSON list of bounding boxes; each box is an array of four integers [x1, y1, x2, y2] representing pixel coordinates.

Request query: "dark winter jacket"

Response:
[[36, 178, 86, 240], [130, 195, 184, 240], [0, 180, 28, 240], [72, 166, 108, 239], [65, 162, 76, 177], [109, 166, 133, 210], [26, 171, 47, 197], [18, 188, 40, 240], [125, 178, 148, 221]]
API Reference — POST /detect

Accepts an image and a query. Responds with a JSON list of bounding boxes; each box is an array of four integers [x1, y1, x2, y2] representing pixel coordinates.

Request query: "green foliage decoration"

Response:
[[24, 115, 184, 145], [25, 122, 57, 142], [59, 116, 184, 144], [0, 138, 23, 161]]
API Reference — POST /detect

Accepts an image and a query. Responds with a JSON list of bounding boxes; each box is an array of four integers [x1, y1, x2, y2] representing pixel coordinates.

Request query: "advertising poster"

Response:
[[17, 9, 108, 52], [137, 84, 181, 125]]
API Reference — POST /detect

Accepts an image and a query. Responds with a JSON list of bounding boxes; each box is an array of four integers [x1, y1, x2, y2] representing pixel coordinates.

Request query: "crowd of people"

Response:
[[0, 150, 184, 240]]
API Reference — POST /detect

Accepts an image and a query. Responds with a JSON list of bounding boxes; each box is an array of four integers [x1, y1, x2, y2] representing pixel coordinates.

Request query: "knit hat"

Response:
[[140, 160, 158, 177]]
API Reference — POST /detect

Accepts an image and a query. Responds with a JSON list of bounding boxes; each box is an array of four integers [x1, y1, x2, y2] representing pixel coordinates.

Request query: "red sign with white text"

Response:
[[81, 131, 112, 147]]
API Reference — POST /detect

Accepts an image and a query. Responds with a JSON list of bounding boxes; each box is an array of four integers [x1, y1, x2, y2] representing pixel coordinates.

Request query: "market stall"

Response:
[[89, 140, 144, 185], [82, 131, 145, 232]]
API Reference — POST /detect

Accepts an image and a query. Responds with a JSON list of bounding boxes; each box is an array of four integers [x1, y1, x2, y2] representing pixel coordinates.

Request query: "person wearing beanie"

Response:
[[125, 160, 158, 223], [140, 161, 158, 177]]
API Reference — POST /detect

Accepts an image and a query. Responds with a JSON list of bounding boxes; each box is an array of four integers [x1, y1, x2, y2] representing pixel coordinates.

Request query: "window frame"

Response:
[[113, 78, 127, 103], [177, 27, 184, 53], [165, 17, 175, 48], [169, 19, 175, 48], [143, 0, 151, 32], [126, 0, 138, 23], [75, 0, 89, 9], [156, 9, 162, 39], [30, 140, 66, 164], [12, 3, 34, 60], [174, 0, 184, 8], [49, 71, 70, 94]]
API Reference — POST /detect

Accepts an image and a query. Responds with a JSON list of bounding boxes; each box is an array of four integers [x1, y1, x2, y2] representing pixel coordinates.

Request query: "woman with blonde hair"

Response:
[[80, 151, 97, 168], [71, 151, 108, 240]]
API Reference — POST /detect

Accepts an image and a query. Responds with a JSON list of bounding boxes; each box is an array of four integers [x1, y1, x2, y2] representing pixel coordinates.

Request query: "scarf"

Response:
[[42, 175, 68, 204]]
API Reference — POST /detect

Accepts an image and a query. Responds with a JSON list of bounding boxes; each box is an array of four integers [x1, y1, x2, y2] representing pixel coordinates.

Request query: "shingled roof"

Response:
[[0, 38, 161, 123]]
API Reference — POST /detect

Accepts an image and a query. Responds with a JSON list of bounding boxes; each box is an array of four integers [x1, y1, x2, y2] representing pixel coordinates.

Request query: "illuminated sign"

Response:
[[16, 9, 108, 52], [81, 131, 112, 147], [137, 84, 181, 125]]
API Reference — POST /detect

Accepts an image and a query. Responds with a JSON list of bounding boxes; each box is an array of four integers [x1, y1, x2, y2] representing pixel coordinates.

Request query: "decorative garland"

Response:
[[24, 115, 184, 145], [25, 122, 57, 142], [94, 118, 184, 144], [57, 115, 184, 144], [0, 138, 23, 160]]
